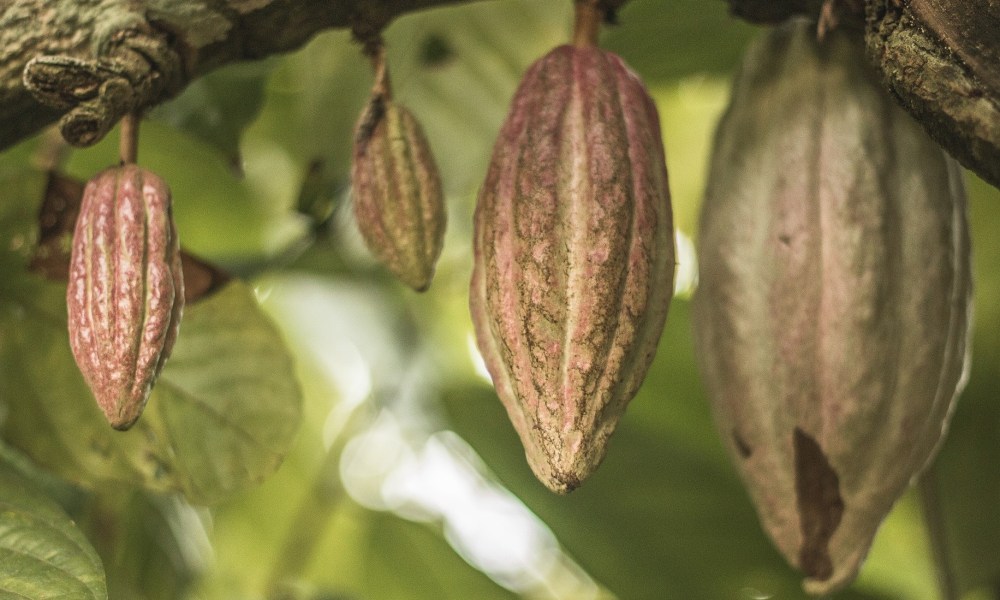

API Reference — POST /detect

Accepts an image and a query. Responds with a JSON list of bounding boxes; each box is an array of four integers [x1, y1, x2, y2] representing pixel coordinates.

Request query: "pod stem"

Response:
[[370, 40, 392, 100], [573, 0, 602, 48], [353, 17, 391, 99], [816, 0, 866, 40], [918, 465, 960, 600], [118, 113, 139, 165]]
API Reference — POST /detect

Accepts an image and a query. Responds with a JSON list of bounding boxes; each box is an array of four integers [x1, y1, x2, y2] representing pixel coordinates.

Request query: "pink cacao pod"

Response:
[[471, 44, 675, 494], [692, 21, 972, 595], [352, 92, 446, 292], [67, 165, 184, 430]]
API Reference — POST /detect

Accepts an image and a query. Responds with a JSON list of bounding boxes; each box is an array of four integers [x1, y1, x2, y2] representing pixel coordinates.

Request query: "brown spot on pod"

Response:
[[693, 20, 972, 595], [352, 91, 446, 292], [67, 165, 184, 430], [470, 44, 675, 494], [794, 428, 843, 582]]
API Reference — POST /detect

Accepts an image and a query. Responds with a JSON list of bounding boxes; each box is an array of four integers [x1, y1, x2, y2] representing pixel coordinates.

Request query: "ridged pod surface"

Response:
[[471, 44, 675, 494], [692, 21, 972, 595], [68, 165, 184, 430], [352, 90, 446, 292]]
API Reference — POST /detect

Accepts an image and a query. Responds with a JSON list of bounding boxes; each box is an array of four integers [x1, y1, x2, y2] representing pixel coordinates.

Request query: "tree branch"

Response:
[[0, 0, 482, 152], [727, 0, 1000, 189], [866, 0, 1000, 189]]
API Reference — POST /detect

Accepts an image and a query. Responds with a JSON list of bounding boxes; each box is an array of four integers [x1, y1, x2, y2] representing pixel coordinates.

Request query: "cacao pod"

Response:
[[470, 44, 675, 494], [67, 165, 184, 430], [352, 90, 446, 292], [692, 20, 972, 595]]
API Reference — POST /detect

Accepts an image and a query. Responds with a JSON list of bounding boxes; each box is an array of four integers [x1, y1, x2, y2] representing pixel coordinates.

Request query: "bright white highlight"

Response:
[[673, 229, 698, 298], [341, 414, 605, 599]]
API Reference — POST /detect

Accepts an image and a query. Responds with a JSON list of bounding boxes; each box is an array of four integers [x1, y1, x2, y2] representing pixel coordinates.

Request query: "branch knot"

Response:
[[22, 25, 184, 147]]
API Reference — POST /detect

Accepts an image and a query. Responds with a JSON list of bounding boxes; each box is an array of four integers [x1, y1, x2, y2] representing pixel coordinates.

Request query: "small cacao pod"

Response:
[[67, 165, 184, 430], [470, 44, 675, 494], [352, 89, 446, 292], [692, 20, 972, 595]]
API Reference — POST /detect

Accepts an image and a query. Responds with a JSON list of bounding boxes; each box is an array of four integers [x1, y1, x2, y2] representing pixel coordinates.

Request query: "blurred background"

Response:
[[2, 1, 999, 598]]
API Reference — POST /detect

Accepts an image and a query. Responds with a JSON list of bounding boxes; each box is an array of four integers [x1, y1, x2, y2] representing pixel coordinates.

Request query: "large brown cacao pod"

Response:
[[470, 44, 675, 494], [67, 165, 184, 430], [692, 20, 972, 595], [352, 89, 446, 292]]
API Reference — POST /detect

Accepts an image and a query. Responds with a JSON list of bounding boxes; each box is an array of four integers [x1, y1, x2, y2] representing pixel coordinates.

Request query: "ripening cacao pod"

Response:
[[692, 21, 972, 595], [352, 89, 446, 292], [67, 165, 184, 430], [471, 44, 675, 494]]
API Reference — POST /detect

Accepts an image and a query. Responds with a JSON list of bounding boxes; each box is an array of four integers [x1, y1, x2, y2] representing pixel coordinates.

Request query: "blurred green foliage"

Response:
[[0, 452, 107, 598], [0, 1, 998, 599]]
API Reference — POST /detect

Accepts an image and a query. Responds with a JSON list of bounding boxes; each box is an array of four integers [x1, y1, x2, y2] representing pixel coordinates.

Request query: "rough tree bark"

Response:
[[727, 0, 1000, 189], [865, 0, 1000, 189]]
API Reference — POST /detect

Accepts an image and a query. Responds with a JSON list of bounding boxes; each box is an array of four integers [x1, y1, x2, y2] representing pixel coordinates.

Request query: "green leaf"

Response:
[[152, 281, 303, 501], [604, 0, 757, 82], [0, 278, 302, 505], [151, 61, 274, 168], [0, 457, 107, 599], [78, 491, 210, 600], [245, 29, 370, 193]]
